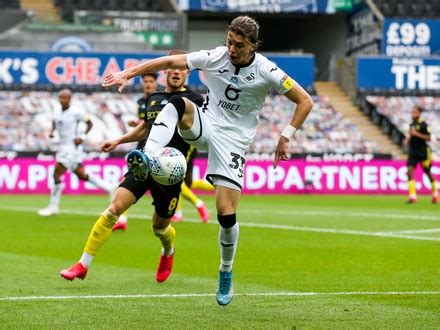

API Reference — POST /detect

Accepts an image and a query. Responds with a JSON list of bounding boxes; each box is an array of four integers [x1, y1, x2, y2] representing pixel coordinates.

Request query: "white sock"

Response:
[[88, 174, 113, 192], [79, 252, 94, 268], [49, 182, 64, 209], [161, 247, 175, 257], [219, 223, 239, 273], [195, 199, 203, 208], [145, 103, 178, 154], [118, 214, 128, 224]]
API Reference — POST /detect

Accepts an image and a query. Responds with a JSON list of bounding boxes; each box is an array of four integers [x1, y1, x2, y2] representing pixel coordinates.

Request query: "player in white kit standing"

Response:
[[103, 16, 314, 305], [38, 89, 115, 216]]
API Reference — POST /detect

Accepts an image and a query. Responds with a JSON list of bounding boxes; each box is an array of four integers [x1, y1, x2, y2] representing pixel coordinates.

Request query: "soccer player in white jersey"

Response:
[[38, 89, 115, 216], [103, 16, 314, 305]]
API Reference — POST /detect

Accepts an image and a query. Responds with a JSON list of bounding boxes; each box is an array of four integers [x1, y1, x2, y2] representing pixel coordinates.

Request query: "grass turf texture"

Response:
[[0, 194, 439, 328]]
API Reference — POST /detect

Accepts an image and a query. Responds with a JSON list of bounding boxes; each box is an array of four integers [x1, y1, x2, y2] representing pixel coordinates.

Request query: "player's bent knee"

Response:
[[169, 95, 186, 121], [217, 214, 236, 229], [108, 200, 127, 217]]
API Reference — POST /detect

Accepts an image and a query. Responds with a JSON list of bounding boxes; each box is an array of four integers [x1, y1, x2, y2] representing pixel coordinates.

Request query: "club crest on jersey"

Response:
[[244, 73, 255, 83], [230, 76, 238, 84]]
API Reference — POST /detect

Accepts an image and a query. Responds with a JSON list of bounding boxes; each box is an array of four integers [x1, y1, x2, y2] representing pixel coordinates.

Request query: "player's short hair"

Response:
[[168, 49, 187, 56], [414, 105, 424, 113], [228, 16, 260, 49], [141, 73, 158, 80]]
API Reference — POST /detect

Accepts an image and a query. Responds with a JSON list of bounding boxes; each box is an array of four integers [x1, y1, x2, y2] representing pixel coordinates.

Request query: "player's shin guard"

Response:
[[83, 209, 118, 259], [218, 214, 239, 273], [153, 224, 176, 256], [408, 179, 417, 200], [191, 179, 214, 191], [145, 96, 185, 154]]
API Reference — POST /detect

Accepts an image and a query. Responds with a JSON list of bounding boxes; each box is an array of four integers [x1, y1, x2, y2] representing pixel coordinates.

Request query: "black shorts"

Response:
[[119, 171, 182, 218], [407, 148, 432, 171]]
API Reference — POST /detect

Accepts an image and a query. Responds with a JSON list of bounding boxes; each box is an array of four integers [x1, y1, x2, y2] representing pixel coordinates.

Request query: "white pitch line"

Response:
[[3, 205, 440, 222], [1, 291, 440, 302], [244, 209, 440, 222], [379, 228, 440, 235], [1, 205, 440, 242]]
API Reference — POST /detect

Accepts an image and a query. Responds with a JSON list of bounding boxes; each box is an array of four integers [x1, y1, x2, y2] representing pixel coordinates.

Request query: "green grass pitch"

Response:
[[0, 194, 439, 328]]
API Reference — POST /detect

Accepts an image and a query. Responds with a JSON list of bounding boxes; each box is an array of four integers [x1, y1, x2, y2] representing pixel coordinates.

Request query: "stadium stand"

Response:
[[250, 94, 378, 154], [53, 0, 169, 22], [0, 0, 20, 9], [0, 91, 378, 155], [373, 0, 440, 19], [366, 96, 440, 159]]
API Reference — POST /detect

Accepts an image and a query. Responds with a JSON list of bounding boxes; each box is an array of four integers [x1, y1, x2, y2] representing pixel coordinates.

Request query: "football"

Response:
[[149, 147, 187, 185]]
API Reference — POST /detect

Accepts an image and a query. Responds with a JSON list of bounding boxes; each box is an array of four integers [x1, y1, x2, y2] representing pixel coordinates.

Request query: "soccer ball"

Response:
[[149, 147, 187, 185]]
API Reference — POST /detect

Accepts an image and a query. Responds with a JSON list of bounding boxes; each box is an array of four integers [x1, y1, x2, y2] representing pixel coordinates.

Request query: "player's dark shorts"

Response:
[[118, 170, 182, 218], [407, 148, 432, 171]]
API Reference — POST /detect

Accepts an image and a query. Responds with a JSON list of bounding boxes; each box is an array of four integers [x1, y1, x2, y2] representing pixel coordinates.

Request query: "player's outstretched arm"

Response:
[[101, 122, 148, 152], [273, 84, 314, 168], [102, 54, 188, 93]]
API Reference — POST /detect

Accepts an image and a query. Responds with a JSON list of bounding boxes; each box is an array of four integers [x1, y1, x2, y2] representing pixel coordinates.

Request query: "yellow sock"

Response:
[[153, 224, 176, 256], [408, 180, 417, 199], [181, 182, 199, 206], [84, 209, 118, 256], [191, 179, 214, 191], [432, 180, 438, 197]]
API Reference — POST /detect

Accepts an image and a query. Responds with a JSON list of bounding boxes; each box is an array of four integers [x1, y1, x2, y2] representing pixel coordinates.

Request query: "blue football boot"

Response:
[[216, 270, 233, 306], [127, 149, 150, 181]]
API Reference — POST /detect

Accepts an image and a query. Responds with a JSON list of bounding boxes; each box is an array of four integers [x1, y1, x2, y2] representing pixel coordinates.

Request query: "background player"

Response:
[[38, 89, 115, 217], [405, 106, 438, 204], [103, 16, 314, 305], [172, 146, 214, 223], [60, 51, 205, 283], [113, 73, 158, 230]]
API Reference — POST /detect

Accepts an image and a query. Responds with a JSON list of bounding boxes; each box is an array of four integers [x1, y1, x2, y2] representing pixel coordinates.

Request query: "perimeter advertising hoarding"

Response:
[[0, 51, 315, 90], [382, 19, 440, 57], [357, 56, 440, 90], [1, 159, 437, 195]]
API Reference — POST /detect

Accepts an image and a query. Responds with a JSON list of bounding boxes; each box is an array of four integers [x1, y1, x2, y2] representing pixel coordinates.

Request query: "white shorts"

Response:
[[178, 103, 245, 191], [56, 147, 84, 171]]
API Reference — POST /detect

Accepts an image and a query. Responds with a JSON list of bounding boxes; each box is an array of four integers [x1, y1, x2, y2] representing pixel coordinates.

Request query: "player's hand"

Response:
[[128, 120, 139, 127], [102, 71, 129, 93], [273, 136, 290, 168], [403, 137, 409, 145], [101, 140, 118, 152], [73, 138, 83, 146]]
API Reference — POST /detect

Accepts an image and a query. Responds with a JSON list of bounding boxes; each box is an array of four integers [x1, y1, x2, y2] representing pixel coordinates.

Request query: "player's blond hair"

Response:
[[228, 16, 260, 50]]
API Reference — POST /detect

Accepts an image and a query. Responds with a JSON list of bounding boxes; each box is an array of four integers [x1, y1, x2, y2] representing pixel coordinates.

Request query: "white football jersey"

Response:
[[53, 106, 89, 149], [187, 46, 295, 148]]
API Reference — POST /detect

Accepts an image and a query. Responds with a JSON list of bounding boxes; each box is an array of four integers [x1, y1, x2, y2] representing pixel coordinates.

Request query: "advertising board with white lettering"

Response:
[[382, 19, 440, 57], [179, 0, 336, 13], [1, 159, 437, 195], [0, 51, 314, 90], [357, 56, 440, 90]]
